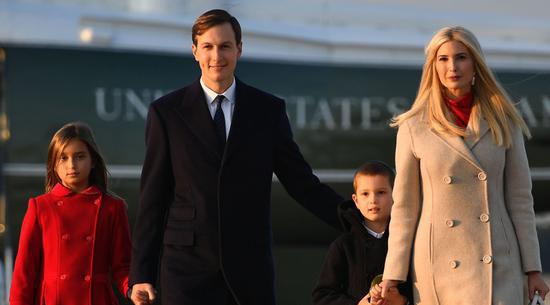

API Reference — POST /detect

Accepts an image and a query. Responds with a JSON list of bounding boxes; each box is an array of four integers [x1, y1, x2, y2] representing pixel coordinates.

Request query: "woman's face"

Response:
[[435, 40, 475, 99]]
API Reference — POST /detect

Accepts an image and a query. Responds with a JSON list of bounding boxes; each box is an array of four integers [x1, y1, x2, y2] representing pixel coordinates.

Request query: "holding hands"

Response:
[[130, 283, 156, 305], [359, 279, 407, 305]]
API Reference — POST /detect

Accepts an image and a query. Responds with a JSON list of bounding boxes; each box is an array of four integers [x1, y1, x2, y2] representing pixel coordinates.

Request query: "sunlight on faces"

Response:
[[55, 139, 93, 193], [352, 174, 393, 230], [435, 40, 475, 99], [192, 22, 242, 93]]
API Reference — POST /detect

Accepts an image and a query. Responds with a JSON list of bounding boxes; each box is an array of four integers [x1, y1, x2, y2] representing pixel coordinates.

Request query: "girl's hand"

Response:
[[130, 283, 156, 305], [527, 271, 549, 300]]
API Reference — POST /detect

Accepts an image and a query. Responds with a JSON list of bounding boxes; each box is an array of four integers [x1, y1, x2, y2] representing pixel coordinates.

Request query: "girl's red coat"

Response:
[[10, 184, 131, 305]]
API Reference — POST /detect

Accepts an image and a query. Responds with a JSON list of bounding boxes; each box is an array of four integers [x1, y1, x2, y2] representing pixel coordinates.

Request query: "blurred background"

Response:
[[1, 0, 549, 304]]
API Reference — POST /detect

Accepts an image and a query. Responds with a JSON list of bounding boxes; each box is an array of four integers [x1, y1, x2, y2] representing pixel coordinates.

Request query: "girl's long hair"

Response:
[[391, 26, 530, 147], [45, 122, 108, 193]]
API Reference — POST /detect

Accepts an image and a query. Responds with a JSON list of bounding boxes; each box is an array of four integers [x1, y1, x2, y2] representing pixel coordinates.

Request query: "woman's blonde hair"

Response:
[[46, 122, 109, 193], [391, 26, 530, 147]]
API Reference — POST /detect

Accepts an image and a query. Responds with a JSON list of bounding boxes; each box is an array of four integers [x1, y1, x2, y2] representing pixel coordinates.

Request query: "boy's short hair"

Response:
[[192, 9, 242, 46], [353, 160, 396, 192]]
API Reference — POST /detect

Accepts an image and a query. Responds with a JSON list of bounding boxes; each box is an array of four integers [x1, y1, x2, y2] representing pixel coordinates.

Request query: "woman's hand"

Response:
[[384, 286, 408, 305], [380, 279, 398, 299], [368, 283, 386, 305], [527, 271, 549, 300], [377, 281, 407, 305]]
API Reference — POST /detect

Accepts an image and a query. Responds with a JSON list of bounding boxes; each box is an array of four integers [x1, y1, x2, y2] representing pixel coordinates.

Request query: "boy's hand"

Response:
[[358, 292, 385, 305], [358, 293, 371, 305], [356, 284, 387, 305]]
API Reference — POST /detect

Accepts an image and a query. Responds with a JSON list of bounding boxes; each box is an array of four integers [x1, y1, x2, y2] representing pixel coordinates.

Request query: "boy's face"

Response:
[[352, 174, 393, 226]]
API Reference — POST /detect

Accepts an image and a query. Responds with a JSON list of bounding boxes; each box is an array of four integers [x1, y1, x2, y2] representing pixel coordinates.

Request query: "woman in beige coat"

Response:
[[379, 26, 549, 305]]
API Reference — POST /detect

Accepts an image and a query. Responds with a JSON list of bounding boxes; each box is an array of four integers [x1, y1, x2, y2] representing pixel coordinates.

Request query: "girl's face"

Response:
[[55, 139, 93, 193], [435, 40, 475, 99]]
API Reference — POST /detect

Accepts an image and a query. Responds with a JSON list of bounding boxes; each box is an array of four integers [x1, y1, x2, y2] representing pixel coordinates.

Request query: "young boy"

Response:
[[312, 161, 411, 305]]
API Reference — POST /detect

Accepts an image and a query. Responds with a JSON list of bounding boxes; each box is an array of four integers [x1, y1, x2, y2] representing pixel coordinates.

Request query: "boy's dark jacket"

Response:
[[312, 200, 412, 305]]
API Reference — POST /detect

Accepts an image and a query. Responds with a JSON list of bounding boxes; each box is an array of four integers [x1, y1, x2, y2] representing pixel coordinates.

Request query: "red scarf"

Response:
[[445, 92, 473, 128]]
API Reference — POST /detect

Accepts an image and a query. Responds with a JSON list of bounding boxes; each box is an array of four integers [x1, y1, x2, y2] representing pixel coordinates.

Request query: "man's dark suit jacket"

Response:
[[129, 78, 344, 305]]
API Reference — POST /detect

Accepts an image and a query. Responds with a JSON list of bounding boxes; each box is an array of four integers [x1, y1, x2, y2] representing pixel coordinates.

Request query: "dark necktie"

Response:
[[213, 95, 226, 150]]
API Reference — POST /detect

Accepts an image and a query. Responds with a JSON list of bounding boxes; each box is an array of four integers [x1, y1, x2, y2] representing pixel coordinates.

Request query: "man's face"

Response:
[[192, 22, 242, 93]]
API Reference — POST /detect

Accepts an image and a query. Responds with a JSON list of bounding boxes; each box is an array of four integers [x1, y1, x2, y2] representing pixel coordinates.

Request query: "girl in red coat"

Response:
[[10, 122, 132, 305]]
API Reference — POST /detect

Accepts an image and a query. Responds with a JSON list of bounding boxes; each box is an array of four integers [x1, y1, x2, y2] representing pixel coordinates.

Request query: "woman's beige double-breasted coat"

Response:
[[383, 113, 542, 305]]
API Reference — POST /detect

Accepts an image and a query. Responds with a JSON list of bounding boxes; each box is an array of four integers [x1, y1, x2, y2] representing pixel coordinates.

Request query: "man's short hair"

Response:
[[192, 9, 242, 46], [353, 160, 396, 192]]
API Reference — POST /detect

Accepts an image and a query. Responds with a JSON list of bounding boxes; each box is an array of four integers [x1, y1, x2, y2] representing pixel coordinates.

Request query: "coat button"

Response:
[[482, 255, 493, 264], [445, 219, 455, 227], [477, 172, 487, 181], [85, 235, 92, 241], [60, 274, 67, 280], [449, 260, 459, 269], [84, 275, 91, 281], [443, 176, 453, 184], [61, 234, 70, 240], [94, 199, 100, 205], [480, 214, 490, 223], [57, 201, 63, 206]]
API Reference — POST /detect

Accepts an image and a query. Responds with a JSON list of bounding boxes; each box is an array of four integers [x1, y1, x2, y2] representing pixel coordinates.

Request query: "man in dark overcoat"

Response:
[[129, 9, 344, 305]]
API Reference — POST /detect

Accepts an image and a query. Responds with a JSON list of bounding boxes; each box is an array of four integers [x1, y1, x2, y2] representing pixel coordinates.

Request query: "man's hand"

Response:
[[130, 283, 156, 305]]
